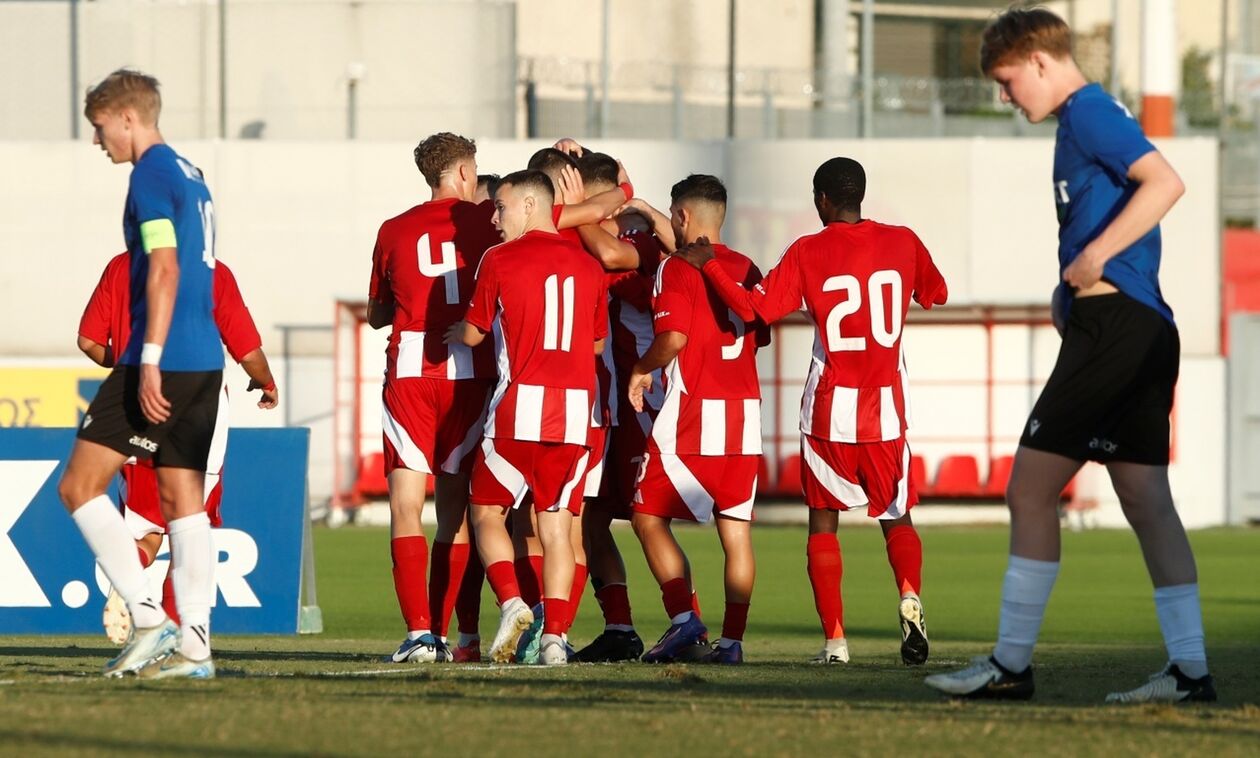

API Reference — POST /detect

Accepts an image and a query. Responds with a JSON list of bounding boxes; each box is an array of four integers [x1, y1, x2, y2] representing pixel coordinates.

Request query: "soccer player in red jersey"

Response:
[[367, 133, 502, 664], [452, 169, 609, 665], [628, 175, 768, 665], [77, 251, 279, 643], [674, 158, 948, 666]]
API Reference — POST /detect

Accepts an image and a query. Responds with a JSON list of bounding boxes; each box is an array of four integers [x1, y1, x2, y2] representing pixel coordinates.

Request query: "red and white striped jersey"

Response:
[[464, 229, 609, 445], [650, 245, 768, 456], [701, 221, 948, 443], [370, 198, 502, 382], [607, 227, 665, 431]]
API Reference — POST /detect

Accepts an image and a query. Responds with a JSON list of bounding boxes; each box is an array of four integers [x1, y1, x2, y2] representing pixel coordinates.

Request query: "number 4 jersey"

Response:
[[702, 221, 948, 443], [464, 230, 609, 445], [369, 198, 503, 381]]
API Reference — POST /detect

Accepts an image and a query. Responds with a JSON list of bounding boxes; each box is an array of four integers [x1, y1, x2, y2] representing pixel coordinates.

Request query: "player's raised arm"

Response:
[[555, 162, 633, 229], [617, 198, 676, 252], [577, 222, 639, 271], [1063, 150, 1185, 290], [676, 237, 803, 326]]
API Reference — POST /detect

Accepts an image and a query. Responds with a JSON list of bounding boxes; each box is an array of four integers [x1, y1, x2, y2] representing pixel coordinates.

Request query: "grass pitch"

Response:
[[1, 523, 1257, 756]]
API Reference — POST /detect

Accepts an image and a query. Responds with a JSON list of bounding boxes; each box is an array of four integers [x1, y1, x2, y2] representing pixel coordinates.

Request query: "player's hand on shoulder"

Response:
[[138, 364, 172, 425], [673, 236, 716, 269]]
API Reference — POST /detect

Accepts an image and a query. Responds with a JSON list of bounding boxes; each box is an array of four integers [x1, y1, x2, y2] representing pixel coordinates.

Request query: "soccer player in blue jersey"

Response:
[[58, 69, 227, 679], [925, 8, 1214, 704]]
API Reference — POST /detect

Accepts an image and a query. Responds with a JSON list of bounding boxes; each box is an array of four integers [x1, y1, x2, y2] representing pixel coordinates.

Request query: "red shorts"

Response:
[[633, 444, 759, 523], [582, 424, 609, 499], [470, 437, 590, 514], [119, 383, 229, 538], [381, 377, 491, 476], [800, 434, 917, 519], [588, 415, 651, 520]]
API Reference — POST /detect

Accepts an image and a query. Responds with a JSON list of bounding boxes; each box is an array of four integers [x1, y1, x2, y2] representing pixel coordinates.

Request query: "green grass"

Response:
[[1, 524, 1257, 756]]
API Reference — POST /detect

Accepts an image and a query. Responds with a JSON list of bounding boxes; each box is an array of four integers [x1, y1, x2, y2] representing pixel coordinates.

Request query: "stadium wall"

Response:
[[0, 138, 1225, 525]]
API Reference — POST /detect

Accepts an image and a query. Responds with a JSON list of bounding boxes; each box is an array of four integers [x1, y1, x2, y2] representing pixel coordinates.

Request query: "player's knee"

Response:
[[57, 474, 97, 512]]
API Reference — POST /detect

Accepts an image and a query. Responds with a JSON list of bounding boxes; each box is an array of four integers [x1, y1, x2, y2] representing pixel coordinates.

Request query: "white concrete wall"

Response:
[[0, 137, 1224, 520]]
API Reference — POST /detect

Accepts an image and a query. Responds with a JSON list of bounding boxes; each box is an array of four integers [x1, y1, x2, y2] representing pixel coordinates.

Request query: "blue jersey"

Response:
[[1053, 82, 1173, 325], [120, 143, 224, 371]]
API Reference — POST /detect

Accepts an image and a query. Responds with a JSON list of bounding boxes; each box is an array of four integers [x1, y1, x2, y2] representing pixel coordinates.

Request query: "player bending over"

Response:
[[450, 169, 609, 665], [926, 7, 1214, 703], [629, 175, 767, 664], [673, 158, 947, 666], [367, 133, 501, 664], [60, 69, 226, 679], [78, 252, 278, 643]]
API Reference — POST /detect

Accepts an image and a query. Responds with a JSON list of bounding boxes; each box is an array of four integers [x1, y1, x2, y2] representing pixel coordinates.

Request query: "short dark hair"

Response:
[[670, 174, 727, 208], [577, 152, 619, 188], [497, 168, 554, 206], [980, 7, 1072, 74], [413, 132, 476, 187], [478, 173, 500, 197], [527, 147, 578, 175], [813, 157, 865, 211]]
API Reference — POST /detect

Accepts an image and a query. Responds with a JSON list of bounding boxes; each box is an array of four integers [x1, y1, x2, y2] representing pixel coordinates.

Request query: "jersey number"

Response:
[[544, 274, 575, 352], [417, 233, 459, 305], [720, 308, 747, 361], [822, 270, 903, 352], [198, 200, 216, 270]]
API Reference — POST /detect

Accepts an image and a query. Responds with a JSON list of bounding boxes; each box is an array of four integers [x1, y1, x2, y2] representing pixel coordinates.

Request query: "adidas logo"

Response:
[[81, 414, 93, 430], [1029, 419, 1040, 436], [128, 435, 158, 453]]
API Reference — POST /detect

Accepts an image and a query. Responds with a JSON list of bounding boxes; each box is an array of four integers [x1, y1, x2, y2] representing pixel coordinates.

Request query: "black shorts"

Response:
[[1019, 292, 1179, 465], [78, 365, 224, 470]]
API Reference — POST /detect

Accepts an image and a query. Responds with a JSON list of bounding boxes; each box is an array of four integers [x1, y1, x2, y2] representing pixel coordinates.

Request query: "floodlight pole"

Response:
[[727, 0, 737, 138], [600, 0, 610, 138], [69, 0, 79, 139], [861, 0, 873, 138], [219, 0, 227, 139]]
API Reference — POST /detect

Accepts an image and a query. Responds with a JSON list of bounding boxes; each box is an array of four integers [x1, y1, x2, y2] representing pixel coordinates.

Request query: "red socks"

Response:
[[661, 577, 693, 619], [391, 536, 431, 631], [515, 555, 544, 608], [721, 602, 750, 642], [807, 532, 844, 639], [429, 542, 470, 638], [567, 564, 588, 632], [485, 560, 521, 606], [884, 524, 923, 596], [594, 582, 633, 628], [161, 567, 180, 625], [455, 548, 484, 635], [137, 546, 153, 568], [542, 597, 570, 636]]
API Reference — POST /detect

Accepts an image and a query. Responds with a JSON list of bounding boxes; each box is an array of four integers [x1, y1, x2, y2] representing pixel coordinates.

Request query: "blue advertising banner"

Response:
[[0, 427, 310, 634]]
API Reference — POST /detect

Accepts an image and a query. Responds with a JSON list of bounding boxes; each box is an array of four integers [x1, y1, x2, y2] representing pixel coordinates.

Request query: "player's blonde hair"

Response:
[[413, 132, 477, 188], [84, 69, 162, 123], [980, 6, 1073, 75]]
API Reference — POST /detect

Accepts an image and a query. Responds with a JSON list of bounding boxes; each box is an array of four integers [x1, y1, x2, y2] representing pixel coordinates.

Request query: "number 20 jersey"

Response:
[[369, 198, 502, 381], [740, 221, 947, 443]]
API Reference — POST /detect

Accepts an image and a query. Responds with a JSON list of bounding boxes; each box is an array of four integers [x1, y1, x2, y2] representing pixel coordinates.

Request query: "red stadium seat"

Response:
[[777, 454, 803, 496], [933, 455, 982, 498], [911, 455, 932, 497], [984, 455, 1014, 498], [355, 452, 389, 499]]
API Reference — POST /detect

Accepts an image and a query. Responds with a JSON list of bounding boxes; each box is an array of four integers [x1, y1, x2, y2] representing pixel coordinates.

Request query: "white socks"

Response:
[[993, 555, 1060, 673], [1154, 583, 1208, 679], [71, 495, 165, 628], [169, 512, 215, 661]]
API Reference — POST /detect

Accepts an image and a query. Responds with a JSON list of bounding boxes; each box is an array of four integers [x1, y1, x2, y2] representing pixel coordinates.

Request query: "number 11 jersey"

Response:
[[705, 221, 948, 443], [464, 230, 609, 445]]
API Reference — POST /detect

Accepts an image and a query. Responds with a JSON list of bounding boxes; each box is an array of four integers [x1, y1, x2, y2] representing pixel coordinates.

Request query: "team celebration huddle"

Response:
[[59, 6, 1214, 705]]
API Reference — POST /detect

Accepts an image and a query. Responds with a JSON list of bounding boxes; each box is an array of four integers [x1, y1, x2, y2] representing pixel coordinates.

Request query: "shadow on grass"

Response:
[[0, 729, 302, 757]]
